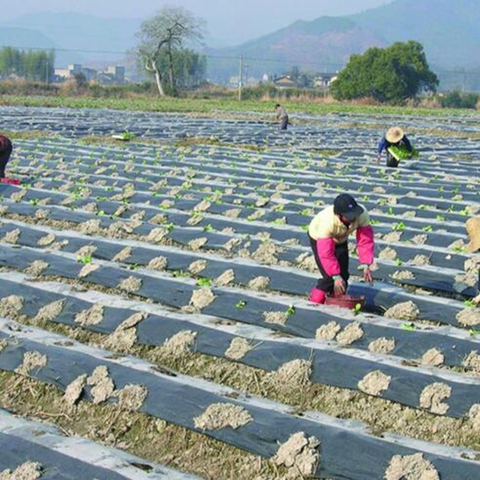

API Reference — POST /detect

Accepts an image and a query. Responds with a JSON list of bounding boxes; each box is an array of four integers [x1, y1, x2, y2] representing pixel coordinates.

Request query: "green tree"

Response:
[[135, 6, 205, 96], [0, 47, 54, 82], [331, 41, 438, 103]]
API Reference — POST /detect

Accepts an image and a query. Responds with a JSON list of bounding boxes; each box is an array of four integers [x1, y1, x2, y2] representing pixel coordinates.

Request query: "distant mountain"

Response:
[[206, 0, 480, 84], [205, 16, 385, 82], [0, 25, 85, 66], [1, 12, 141, 67], [350, 0, 480, 69], [2, 2, 480, 88]]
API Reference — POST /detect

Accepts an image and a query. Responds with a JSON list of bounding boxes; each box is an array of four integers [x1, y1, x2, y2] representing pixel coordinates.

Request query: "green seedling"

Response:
[[203, 223, 213, 232], [422, 225, 433, 232], [196, 278, 212, 287], [469, 328, 480, 337], [351, 303, 362, 315], [464, 300, 476, 307], [392, 222, 406, 231], [286, 304, 296, 316], [235, 300, 247, 309], [394, 258, 403, 266], [436, 215, 446, 221], [77, 254, 92, 264], [401, 322, 416, 331], [128, 263, 140, 270], [119, 131, 136, 141], [300, 225, 309, 231], [172, 270, 188, 278]]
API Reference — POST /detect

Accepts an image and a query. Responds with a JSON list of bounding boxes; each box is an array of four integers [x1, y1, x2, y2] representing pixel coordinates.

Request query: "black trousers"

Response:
[[0, 141, 12, 178], [308, 234, 349, 293], [386, 151, 399, 168], [280, 116, 289, 130]]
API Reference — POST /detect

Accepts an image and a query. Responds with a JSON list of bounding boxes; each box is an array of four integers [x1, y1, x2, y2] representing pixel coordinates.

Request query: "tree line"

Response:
[[0, 47, 55, 82], [0, 6, 477, 106]]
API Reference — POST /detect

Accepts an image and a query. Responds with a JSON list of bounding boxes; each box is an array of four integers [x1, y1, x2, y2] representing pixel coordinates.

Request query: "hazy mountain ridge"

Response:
[[1, 1, 479, 83]]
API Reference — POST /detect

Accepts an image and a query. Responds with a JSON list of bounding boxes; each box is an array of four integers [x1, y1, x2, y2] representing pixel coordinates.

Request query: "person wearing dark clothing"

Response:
[[377, 126, 413, 167], [0, 134, 13, 179], [275, 104, 289, 130]]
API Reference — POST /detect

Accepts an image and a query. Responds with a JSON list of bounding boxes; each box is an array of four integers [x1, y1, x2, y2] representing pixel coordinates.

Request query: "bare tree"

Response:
[[136, 6, 205, 97]]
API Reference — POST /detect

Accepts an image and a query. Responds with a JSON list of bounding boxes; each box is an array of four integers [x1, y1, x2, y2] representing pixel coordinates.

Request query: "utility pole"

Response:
[[238, 54, 243, 101]]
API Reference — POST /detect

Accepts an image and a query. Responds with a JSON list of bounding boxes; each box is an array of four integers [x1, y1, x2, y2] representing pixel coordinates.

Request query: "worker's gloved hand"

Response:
[[333, 277, 346, 295], [363, 268, 374, 285]]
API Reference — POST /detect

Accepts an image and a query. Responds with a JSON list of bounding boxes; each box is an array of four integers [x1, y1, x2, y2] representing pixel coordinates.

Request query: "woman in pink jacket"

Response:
[[307, 193, 375, 304]]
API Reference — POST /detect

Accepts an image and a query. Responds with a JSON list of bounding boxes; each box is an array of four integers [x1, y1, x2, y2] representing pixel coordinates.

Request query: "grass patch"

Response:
[[1, 94, 478, 118]]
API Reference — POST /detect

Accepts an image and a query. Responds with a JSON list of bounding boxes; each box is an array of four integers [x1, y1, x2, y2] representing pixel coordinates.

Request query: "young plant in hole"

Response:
[[285, 304, 295, 316], [392, 222, 406, 231], [235, 300, 247, 309], [422, 225, 433, 232], [77, 254, 92, 264], [351, 303, 362, 315], [196, 278, 212, 287]]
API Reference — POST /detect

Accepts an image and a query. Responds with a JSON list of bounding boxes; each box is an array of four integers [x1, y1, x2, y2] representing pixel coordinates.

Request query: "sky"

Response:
[[2, 0, 392, 45]]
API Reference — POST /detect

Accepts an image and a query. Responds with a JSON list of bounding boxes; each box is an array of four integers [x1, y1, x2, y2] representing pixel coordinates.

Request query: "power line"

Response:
[[1, 43, 480, 76]]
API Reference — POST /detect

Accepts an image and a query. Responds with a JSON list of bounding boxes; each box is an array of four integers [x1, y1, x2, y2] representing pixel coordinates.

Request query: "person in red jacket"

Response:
[[307, 193, 375, 304], [0, 134, 13, 180]]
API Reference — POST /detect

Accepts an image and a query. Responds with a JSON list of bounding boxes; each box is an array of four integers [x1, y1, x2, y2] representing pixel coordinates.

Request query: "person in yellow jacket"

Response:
[[307, 193, 375, 304], [466, 217, 480, 305]]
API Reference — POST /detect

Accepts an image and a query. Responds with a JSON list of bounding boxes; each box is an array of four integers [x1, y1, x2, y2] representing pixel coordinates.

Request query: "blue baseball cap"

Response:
[[333, 194, 364, 221]]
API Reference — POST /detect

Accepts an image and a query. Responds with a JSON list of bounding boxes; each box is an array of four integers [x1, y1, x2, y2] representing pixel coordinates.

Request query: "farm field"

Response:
[[0, 105, 479, 479]]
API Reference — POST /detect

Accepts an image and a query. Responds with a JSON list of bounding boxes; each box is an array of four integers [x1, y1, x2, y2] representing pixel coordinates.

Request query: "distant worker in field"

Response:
[[465, 217, 480, 305], [377, 126, 418, 168], [275, 103, 289, 130], [0, 133, 14, 183], [307, 193, 375, 304]]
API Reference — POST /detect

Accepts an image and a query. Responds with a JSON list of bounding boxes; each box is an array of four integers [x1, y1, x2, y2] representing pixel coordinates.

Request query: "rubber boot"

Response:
[[309, 288, 326, 304]]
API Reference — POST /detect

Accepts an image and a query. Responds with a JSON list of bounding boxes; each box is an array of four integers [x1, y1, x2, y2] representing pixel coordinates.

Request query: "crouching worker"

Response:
[[307, 193, 375, 304], [377, 126, 418, 168], [0, 133, 13, 181], [466, 217, 480, 305]]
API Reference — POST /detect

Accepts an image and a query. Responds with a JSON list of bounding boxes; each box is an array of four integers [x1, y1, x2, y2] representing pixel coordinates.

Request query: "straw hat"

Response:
[[466, 217, 480, 253], [386, 126, 404, 144]]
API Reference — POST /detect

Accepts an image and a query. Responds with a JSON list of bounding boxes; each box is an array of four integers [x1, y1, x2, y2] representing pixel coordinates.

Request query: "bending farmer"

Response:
[[307, 193, 375, 304], [275, 104, 289, 130], [0, 133, 13, 180], [465, 217, 480, 305], [377, 126, 416, 168]]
